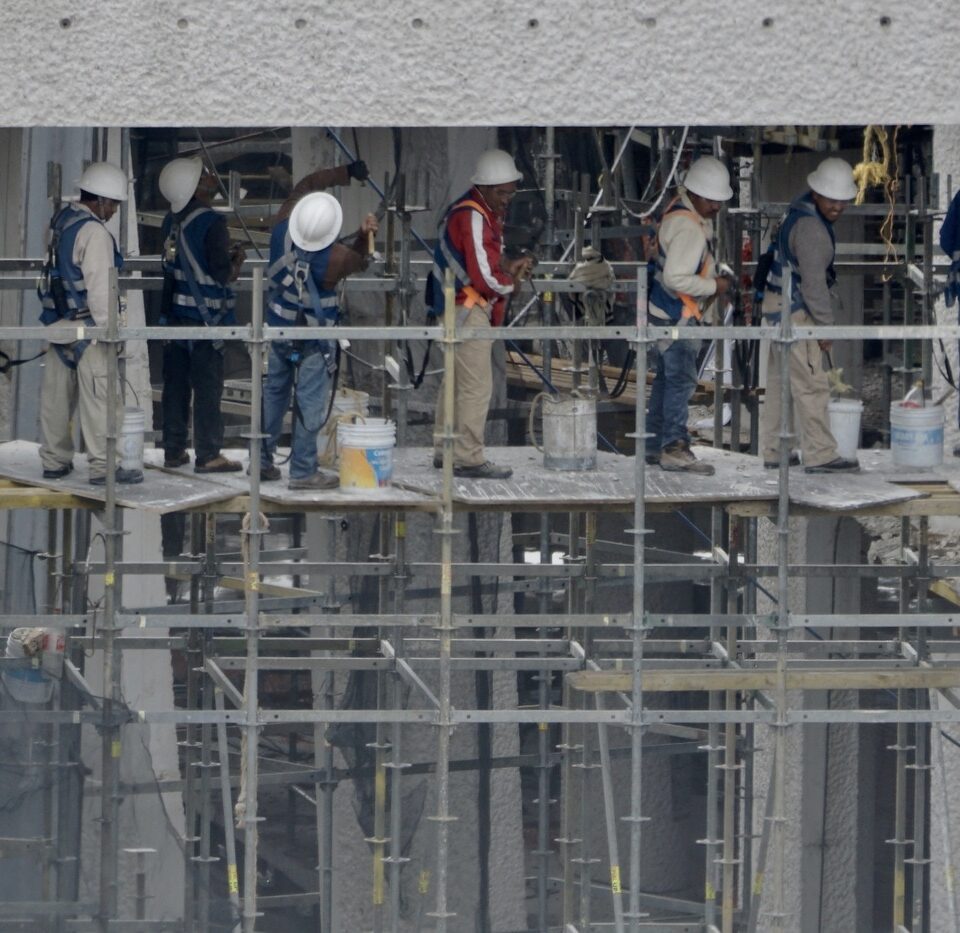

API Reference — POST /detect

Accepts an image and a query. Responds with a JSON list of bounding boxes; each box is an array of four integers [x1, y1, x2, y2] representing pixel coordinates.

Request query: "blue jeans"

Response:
[[261, 341, 335, 479], [646, 336, 699, 454]]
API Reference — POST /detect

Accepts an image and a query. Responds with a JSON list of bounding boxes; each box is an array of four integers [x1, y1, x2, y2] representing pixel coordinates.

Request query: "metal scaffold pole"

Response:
[[241, 266, 266, 933], [97, 266, 123, 931], [769, 262, 795, 933], [428, 268, 457, 933], [625, 264, 650, 933]]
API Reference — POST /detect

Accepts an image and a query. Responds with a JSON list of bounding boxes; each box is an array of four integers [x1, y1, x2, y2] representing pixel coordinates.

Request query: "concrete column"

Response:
[[753, 514, 868, 932]]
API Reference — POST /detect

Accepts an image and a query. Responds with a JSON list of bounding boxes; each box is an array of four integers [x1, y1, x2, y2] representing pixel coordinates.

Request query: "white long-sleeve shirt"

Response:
[[658, 189, 717, 301]]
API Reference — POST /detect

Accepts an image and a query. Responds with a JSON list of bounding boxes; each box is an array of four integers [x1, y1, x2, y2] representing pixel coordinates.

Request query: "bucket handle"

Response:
[[320, 412, 368, 468], [527, 392, 549, 453]]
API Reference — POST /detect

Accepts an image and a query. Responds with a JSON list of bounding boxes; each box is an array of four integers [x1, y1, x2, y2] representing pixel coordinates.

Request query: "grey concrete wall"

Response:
[[2, 3, 960, 125]]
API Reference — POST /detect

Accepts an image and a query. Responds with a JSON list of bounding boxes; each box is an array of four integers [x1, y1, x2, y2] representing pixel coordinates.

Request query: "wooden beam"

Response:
[[568, 666, 960, 693]]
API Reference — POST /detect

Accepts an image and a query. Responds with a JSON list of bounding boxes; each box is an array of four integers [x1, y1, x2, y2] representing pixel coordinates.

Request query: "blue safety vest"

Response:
[[38, 204, 121, 326], [424, 193, 488, 319], [762, 192, 836, 320], [265, 220, 339, 328], [648, 197, 711, 323], [161, 206, 236, 325]]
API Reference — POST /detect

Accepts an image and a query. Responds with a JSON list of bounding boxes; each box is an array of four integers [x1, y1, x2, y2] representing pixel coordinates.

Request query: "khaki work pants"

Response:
[[39, 342, 111, 479], [759, 309, 838, 467], [433, 305, 492, 468]]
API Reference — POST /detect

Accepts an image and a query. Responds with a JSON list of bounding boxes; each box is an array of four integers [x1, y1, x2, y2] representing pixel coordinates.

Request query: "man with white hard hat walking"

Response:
[[37, 162, 143, 485], [158, 157, 246, 474], [426, 148, 533, 479], [645, 155, 734, 476], [759, 157, 860, 473]]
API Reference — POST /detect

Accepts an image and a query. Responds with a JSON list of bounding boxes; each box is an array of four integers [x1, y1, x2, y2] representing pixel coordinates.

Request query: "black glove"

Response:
[[347, 160, 369, 182]]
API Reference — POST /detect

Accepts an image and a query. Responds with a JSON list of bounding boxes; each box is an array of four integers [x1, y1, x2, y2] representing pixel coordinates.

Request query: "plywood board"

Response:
[[0, 441, 237, 514], [145, 448, 437, 511]]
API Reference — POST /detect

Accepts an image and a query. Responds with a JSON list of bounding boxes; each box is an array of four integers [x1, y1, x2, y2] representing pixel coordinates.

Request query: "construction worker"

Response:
[[37, 162, 143, 485], [426, 149, 533, 479], [158, 157, 245, 473], [645, 156, 734, 476], [759, 157, 860, 473], [260, 191, 378, 489]]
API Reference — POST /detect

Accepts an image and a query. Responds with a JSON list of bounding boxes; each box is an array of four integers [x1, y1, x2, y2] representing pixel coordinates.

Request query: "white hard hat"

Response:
[[807, 158, 858, 201], [159, 157, 204, 213], [471, 149, 522, 186], [77, 162, 128, 202], [288, 192, 343, 252], [683, 156, 733, 202]]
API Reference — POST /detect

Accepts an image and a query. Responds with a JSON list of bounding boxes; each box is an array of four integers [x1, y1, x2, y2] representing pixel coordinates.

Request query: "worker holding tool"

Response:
[[426, 149, 533, 479], [259, 191, 378, 489], [645, 156, 734, 476], [158, 156, 246, 473], [37, 162, 144, 485], [758, 157, 860, 473]]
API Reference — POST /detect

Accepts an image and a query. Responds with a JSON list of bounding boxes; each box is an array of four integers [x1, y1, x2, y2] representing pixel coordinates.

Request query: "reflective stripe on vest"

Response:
[[763, 192, 836, 317], [162, 207, 236, 324], [266, 221, 339, 327], [648, 197, 711, 322], [425, 197, 490, 318], [39, 205, 119, 326]]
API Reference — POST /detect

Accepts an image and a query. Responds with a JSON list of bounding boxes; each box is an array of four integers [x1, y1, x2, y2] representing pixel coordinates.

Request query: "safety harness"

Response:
[[162, 208, 234, 350], [266, 238, 341, 436]]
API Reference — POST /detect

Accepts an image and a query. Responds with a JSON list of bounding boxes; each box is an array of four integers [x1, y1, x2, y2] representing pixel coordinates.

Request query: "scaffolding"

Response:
[[0, 131, 959, 933]]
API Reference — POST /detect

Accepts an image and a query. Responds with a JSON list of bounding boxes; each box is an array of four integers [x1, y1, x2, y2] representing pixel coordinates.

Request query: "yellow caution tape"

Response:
[[610, 864, 621, 894], [227, 865, 239, 894]]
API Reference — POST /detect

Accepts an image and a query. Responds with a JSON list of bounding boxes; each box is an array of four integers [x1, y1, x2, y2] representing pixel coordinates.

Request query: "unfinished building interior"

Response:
[[2, 120, 960, 933]]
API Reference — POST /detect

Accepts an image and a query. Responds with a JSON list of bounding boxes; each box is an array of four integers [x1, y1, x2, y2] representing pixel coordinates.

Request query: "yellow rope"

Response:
[[853, 124, 902, 278]]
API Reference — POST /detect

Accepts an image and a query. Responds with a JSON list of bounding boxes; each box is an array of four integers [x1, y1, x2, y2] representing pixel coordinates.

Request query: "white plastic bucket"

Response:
[[118, 407, 145, 472], [827, 398, 863, 461], [338, 418, 396, 490], [890, 403, 944, 469], [318, 389, 370, 466], [530, 392, 597, 471]]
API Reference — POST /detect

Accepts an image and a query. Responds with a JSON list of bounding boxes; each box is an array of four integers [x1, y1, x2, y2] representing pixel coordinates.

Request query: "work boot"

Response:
[[164, 450, 190, 468], [248, 463, 282, 481], [644, 451, 661, 466], [195, 455, 242, 474], [763, 453, 802, 469], [89, 467, 144, 486], [42, 462, 73, 479], [453, 461, 513, 480], [804, 457, 860, 474], [433, 454, 443, 469], [288, 471, 339, 490], [659, 441, 715, 476]]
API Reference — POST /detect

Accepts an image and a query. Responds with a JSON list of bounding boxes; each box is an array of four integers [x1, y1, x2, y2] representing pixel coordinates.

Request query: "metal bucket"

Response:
[[530, 392, 597, 471]]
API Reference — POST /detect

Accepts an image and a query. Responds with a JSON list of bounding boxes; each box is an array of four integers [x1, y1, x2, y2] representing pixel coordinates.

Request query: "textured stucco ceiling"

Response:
[[1, 0, 957, 126]]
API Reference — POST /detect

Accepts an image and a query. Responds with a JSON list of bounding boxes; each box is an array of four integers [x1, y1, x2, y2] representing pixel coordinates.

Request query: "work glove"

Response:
[[347, 160, 369, 182]]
